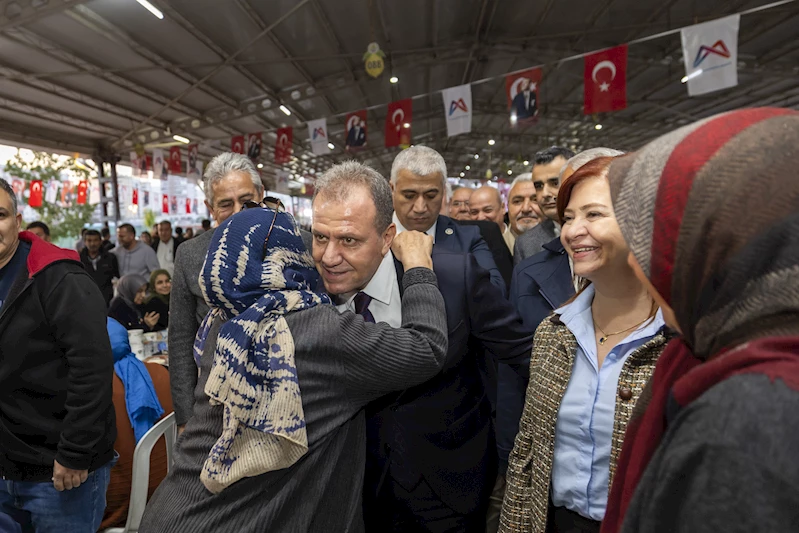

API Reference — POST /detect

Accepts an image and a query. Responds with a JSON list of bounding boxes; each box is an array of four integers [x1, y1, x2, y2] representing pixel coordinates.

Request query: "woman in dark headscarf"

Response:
[[143, 269, 171, 331], [108, 274, 160, 331], [601, 107, 799, 533]]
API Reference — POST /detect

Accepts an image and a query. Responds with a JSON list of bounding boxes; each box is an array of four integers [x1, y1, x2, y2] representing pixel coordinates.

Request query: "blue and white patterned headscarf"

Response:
[[193, 206, 331, 493]]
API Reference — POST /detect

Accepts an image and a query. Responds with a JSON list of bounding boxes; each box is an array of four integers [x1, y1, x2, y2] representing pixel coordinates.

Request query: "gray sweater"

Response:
[[140, 268, 448, 533], [621, 373, 799, 533]]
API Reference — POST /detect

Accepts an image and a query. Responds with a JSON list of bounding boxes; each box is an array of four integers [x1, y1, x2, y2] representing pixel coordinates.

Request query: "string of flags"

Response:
[[129, 8, 750, 171]]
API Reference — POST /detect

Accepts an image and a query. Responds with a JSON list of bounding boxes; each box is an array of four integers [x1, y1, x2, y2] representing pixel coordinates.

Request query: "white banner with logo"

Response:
[[441, 84, 472, 137], [307, 118, 329, 156], [681, 14, 740, 97]]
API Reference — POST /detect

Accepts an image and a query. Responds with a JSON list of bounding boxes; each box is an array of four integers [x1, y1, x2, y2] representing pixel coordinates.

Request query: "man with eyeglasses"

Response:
[[448, 186, 473, 221], [168, 153, 313, 434]]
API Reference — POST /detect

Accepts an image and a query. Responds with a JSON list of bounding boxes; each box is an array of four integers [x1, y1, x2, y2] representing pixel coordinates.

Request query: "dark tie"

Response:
[[353, 291, 375, 323]]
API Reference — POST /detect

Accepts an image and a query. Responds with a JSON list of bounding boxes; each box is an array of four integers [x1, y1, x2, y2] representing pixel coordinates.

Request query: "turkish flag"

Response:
[[169, 146, 182, 174], [162, 194, 170, 214], [29, 180, 43, 207], [385, 99, 412, 148], [77, 180, 88, 205], [231, 135, 245, 154], [132, 188, 139, 206], [584, 45, 627, 114], [505, 68, 542, 123], [185, 198, 192, 213], [274, 127, 293, 164]]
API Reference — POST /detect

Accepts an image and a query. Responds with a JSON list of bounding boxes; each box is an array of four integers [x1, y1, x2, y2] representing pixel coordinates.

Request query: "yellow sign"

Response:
[[363, 42, 386, 78]]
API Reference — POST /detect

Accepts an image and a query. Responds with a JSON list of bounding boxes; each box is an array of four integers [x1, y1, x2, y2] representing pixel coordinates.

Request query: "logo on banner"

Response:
[[312, 127, 326, 139], [363, 42, 386, 78], [449, 99, 468, 116], [693, 40, 731, 67]]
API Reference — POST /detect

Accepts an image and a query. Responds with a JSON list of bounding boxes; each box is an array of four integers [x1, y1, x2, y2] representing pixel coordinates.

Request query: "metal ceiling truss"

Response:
[[0, 0, 86, 32]]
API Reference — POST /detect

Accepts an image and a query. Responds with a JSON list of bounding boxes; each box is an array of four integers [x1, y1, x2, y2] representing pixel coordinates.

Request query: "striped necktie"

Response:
[[353, 291, 375, 323]]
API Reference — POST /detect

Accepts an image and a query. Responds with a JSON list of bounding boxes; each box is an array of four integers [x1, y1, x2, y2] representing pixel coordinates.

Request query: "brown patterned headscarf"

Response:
[[608, 107, 799, 360], [601, 108, 799, 533]]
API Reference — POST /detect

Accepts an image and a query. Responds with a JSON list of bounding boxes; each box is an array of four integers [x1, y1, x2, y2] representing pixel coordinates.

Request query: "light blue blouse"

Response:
[[550, 285, 664, 521]]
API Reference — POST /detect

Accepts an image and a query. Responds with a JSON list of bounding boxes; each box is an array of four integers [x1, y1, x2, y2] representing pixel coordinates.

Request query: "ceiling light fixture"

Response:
[[523, 160, 529, 165], [507, 169, 513, 175], [459, 172, 465, 177], [172, 134, 190, 144], [488, 139, 495, 146], [257, 163, 264, 169], [279, 105, 291, 116], [595, 124, 603, 130], [389, 76, 399, 84], [465, 165, 470, 170], [403, 122, 410, 129], [474, 154, 479, 159], [136, 0, 164, 19], [327, 142, 335, 150]]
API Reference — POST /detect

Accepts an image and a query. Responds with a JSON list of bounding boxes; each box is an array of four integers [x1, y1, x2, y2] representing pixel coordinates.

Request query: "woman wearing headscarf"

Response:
[[100, 318, 173, 529], [500, 157, 668, 533], [139, 203, 448, 532], [143, 269, 171, 331], [108, 274, 160, 331], [601, 108, 799, 533]]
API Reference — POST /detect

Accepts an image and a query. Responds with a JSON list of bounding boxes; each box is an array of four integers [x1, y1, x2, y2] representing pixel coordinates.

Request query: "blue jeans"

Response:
[[0, 461, 112, 533]]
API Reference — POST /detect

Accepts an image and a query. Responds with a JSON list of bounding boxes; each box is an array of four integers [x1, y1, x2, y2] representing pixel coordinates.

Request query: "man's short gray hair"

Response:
[[390, 145, 447, 185], [510, 172, 533, 188], [314, 161, 393, 233], [203, 152, 264, 207], [563, 147, 625, 177], [0, 178, 17, 215]]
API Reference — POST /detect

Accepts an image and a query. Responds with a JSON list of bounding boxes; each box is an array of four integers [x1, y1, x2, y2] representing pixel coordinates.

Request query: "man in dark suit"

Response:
[[513, 146, 575, 265], [309, 149, 525, 530], [511, 77, 537, 121], [389, 145, 505, 295], [346, 115, 367, 148]]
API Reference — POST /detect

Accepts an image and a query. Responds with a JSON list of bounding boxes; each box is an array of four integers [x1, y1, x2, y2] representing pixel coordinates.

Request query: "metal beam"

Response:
[[0, 0, 87, 32], [0, 118, 98, 154], [0, 94, 124, 137], [114, 0, 312, 146]]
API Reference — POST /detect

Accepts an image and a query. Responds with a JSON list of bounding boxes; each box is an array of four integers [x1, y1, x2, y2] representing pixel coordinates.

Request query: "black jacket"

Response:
[[0, 232, 116, 481], [79, 248, 120, 306]]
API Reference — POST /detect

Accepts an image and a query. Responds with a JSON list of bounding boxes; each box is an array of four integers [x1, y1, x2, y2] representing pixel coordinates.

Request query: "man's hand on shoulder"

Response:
[[392, 231, 433, 270]]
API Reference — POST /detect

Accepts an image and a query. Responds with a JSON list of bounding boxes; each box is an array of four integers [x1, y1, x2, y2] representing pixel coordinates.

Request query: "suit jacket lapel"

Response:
[[531, 240, 575, 309], [434, 215, 459, 252]]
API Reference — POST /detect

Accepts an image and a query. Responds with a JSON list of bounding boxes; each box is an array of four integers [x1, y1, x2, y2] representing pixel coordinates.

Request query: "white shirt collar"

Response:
[[337, 249, 396, 307], [392, 213, 437, 243]]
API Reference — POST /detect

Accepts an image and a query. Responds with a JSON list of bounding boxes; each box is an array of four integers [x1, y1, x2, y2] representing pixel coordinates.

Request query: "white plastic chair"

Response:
[[104, 412, 177, 533]]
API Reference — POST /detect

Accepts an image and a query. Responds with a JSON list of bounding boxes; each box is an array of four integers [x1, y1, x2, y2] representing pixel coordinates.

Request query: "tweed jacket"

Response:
[[499, 313, 668, 533]]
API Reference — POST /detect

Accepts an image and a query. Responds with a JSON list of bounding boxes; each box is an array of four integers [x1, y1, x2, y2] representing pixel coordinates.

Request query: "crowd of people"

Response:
[[0, 107, 797, 533]]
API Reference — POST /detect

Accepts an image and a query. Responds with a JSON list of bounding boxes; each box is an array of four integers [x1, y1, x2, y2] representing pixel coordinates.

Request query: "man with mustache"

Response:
[[503, 173, 542, 254]]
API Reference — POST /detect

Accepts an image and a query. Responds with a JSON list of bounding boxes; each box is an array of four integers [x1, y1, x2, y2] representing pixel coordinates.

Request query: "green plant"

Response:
[[4, 150, 97, 241], [143, 208, 157, 230]]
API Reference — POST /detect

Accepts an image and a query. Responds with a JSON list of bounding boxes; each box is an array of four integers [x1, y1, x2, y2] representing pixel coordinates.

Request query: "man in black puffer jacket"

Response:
[[0, 179, 116, 532]]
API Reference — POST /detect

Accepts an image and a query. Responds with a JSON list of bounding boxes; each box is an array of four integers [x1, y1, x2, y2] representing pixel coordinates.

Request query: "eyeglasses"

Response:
[[240, 196, 285, 260]]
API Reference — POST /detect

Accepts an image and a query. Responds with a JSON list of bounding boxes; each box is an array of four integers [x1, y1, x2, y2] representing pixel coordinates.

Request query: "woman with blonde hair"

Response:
[[500, 156, 669, 533]]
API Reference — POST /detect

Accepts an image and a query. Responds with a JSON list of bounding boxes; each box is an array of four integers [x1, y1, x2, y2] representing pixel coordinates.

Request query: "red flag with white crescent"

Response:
[[274, 127, 293, 164], [162, 194, 170, 214], [345, 110, 368, 151], [77, 180, 88, 205], [505, 68, 542, 124], [29, 179, 43, 207], [385, 99, 412, 148], [132, 188, 139, 206], [185, 197, 192, 213], [231, 135, 245, 154], [169, 146, 182, 174], [584, 45, 628, 114]]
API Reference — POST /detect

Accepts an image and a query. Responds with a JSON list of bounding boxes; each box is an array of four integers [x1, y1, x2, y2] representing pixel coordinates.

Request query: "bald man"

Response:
[[469, 186, 505, 231], [449, 187, 473, 221]]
